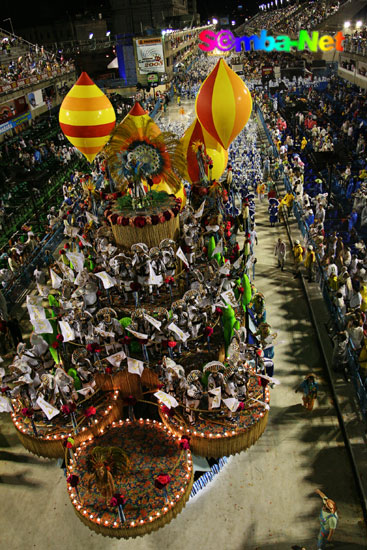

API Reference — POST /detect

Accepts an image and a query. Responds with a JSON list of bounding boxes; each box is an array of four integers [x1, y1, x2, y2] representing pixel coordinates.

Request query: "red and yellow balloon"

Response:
[[195, 58, 252, 150], [59, 72, 116, 163], [121, 101, 161, 139], [180, 118, 206, 184], [181, 118, 228, 183], [203, 126, 228, 182]]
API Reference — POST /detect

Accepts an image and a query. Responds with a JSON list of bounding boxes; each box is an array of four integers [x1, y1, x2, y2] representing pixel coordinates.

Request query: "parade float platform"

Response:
[[11, 390, 122, 459], [105, 193, 181, 249], [95, 368, 160, 396], [159, 379, 269, 458], [67, 419, 193, 538]]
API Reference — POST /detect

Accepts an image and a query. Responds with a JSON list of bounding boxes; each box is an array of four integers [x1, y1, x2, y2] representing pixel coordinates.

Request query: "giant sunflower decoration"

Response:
[[106, 117, 186, 194]]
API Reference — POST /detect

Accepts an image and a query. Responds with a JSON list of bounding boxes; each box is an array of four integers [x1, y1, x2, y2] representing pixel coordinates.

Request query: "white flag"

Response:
[[168, 322, 189, 342], [147, 264, 163, 286], [18, 374, 33, 385], [206, 225, 219, 232], [256, 372, 281, 385], [176, 247, 189, 266], [74, 271, 86, 286], [105, 343, 122, 354], [27, 304, 46, 321], [95, 271, 116, 289], [154, 390, 178, 409], [221, 289, 238, 308], [249, 397, 270, 410], [144, 313, 162, 331], [194, 200, 206, 218], [208, 387, 221, 408], [222, 397, 240, 412], [86, 211, 99, 224], [50, 269, 63, 289], [233, 255, 243, 270], [127, 328, 148, 340], [212, 239, 223, 256], [106, 350, 127, 367], [66, 252, 85, 273], [58, 321, 75, 342], [219, 263, 231, 275], [94, 327, 115, 339], [0, 396, 12, 413], [78, 234, 92, 247], [58, 262, 75, 282], [65, 226, 79, 238], [77, 386, 95, 397], [32, 318, 53, 334], [36, 396, 60, 420], [127, 357, 145, 376], [26, 295, 44, 306]]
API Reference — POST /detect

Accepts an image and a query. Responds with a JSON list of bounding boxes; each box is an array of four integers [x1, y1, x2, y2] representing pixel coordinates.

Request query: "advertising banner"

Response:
[[136, 38, 165, 74], [0, 111, 32, 135], [0, 95, 28, 124], [0, 67, 74, 94], [28, 89, 45, 110], [147, 73, 159, 83]]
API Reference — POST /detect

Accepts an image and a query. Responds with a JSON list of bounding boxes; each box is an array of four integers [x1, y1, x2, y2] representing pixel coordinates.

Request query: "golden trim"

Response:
[[71, 469, 194, 538], [111, 216, 179, 249], [13, 397, 123, 459], [159, 409, 268, 458]]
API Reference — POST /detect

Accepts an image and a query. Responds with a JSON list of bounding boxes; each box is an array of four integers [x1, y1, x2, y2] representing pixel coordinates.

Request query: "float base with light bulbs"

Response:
[[11, 390, 122, 459], [159, 378, 270, 458], [66, 419, 193, 538]]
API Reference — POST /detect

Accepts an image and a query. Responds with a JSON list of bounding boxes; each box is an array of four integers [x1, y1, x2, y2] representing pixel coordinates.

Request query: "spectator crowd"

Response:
[[0, 32, 74, 87]]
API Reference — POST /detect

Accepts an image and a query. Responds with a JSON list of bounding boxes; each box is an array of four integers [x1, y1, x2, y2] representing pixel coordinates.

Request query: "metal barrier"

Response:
[[150, 99, 162, 119], [257, 105, 367, 419], [255, 104, 278, 158]]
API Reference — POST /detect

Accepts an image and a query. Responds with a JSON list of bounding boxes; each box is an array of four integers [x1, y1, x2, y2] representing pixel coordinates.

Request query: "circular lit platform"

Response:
[[159, 379, 269, 458], [11, 391, 122, 459], [67, 419, 194, 538]]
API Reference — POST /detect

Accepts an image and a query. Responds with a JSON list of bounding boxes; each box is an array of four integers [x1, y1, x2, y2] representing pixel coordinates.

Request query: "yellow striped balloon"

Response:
[[180, 118, 227, 183], [59, 72, 116, 163], [195, 59, 252, 150], [120, 101, 161, 139], [202, 125, 228, 181]]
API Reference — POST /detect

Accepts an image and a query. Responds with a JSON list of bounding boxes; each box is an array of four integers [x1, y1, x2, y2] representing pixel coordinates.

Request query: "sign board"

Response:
[[262, 66, 274, 77], [147, 73, 159, 83], [0, 111, 31, 135], [136, 38, 165, 74]]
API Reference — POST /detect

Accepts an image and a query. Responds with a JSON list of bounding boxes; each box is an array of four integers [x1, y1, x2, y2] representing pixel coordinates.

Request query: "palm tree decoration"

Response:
[[86, 446, 130, 504]]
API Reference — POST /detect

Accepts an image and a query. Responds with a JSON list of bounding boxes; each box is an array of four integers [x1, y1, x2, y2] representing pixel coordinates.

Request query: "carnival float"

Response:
[[0, 60, 278, 538]]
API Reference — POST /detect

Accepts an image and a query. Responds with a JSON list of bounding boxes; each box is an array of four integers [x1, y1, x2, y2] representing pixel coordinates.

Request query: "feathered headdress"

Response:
[[106, 118, 186, 193]]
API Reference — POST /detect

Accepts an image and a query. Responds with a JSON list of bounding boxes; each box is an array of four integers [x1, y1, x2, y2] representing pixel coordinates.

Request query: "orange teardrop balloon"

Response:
[[59, 72, 116, 162]]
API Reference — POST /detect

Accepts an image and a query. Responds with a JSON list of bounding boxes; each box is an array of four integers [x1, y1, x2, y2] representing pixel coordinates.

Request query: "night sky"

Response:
[[2, 0, 259, 31]]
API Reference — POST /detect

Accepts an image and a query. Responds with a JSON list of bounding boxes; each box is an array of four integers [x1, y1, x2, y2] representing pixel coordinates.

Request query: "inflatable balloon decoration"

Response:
[[180, 118, 228, 184], [180, 118, 207, 184], [122, 101, 161, 139], [59, 72, 116, 163], [195, 58, 252, 150], [154, 179, 187, 210], [202, 126, 228, 181]]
